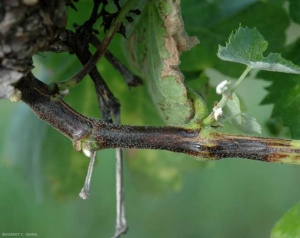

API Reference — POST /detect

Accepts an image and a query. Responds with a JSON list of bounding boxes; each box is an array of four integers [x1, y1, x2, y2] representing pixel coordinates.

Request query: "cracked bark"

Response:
[[0, 0, 67, 98]]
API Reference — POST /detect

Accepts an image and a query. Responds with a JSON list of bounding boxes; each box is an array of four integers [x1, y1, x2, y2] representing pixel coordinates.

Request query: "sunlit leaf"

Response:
[[180, 1, 289, 77], [218, 26, 300, 74]]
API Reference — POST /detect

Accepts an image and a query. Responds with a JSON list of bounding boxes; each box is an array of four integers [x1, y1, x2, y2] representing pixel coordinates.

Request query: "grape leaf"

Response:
[[271, 202, 300, 238], [258, 39, 300, 138], [218, 26, 300, 74], [180, 1, 289, 77], [223, 93, 261, 134], [124, 0, 199, 125]]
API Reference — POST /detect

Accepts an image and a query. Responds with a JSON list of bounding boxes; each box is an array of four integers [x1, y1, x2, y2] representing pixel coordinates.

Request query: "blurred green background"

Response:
[[1, 0, 300, 237]]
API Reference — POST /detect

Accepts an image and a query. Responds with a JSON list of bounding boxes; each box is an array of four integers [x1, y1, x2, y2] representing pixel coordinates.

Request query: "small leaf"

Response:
[[271, 202, 300, 238], [223, 93, 241, 122], [218, 26, 300, 74], [223, 93, 261, 134], [238, 113, 262, 135]]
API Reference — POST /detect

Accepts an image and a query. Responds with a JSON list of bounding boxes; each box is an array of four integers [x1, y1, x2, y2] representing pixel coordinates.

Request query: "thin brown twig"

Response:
[[53, 0, 139, 91], [89, 34, 142, 87], [64, 30, 120, 122]]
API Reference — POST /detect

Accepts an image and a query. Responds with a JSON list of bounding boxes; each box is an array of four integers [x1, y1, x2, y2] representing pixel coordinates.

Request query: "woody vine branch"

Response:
[[16, 74, 300, 165]]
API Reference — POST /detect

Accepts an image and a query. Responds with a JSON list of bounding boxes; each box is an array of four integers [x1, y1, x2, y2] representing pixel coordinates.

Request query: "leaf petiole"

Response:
[[231, 65, 252, 92]]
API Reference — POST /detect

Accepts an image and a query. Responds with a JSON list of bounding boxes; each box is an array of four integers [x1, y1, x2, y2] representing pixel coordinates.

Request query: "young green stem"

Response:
[[231, 65, 252, 92]]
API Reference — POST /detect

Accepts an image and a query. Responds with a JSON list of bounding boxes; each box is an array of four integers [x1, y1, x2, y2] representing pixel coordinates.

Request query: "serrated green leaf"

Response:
[[289, 0, 300, 24], [271, 202, 300, 238], [180, 1, 289, 77], [258, 39, 300, 138], [261, 74, 300, 138], [218, 27, 300, 74], [223, 93, 261, 134], [218, 27, 268, 63]]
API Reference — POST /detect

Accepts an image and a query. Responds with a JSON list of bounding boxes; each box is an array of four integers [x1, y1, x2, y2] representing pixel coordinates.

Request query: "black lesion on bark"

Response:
[[90, 120, 202, 154], [208, 138, 271, 161]]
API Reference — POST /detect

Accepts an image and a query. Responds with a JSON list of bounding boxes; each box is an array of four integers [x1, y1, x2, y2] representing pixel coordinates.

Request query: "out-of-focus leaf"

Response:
[[180, 1, 289, 77], [258, 39, 300, 138], [218, 27, 300, 74], [223, 93, 261, 134], [289, 0, 300, 24], [271, 202, 300, 238], [126, 149, 211, 194]]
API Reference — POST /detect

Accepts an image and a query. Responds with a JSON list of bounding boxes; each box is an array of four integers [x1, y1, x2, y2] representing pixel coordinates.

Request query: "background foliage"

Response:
[[1, 0, 300, 237]]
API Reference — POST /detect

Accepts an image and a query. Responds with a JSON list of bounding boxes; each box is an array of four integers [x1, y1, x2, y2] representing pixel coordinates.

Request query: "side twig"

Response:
[[64, 30, 120, 122], [89, 34, 142, 87], [53, 0, 139, 92], [62, 1, 130, 233]]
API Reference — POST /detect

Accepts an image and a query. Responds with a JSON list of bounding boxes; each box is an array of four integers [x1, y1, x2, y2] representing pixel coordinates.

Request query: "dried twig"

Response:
[[79, 151, 97, 200], [52, 0, 139, 92], [89, 34, 142, 87]]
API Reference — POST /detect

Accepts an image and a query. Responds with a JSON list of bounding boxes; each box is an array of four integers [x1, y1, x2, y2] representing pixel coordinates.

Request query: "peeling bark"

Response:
[[0, 0, 67, 99]]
